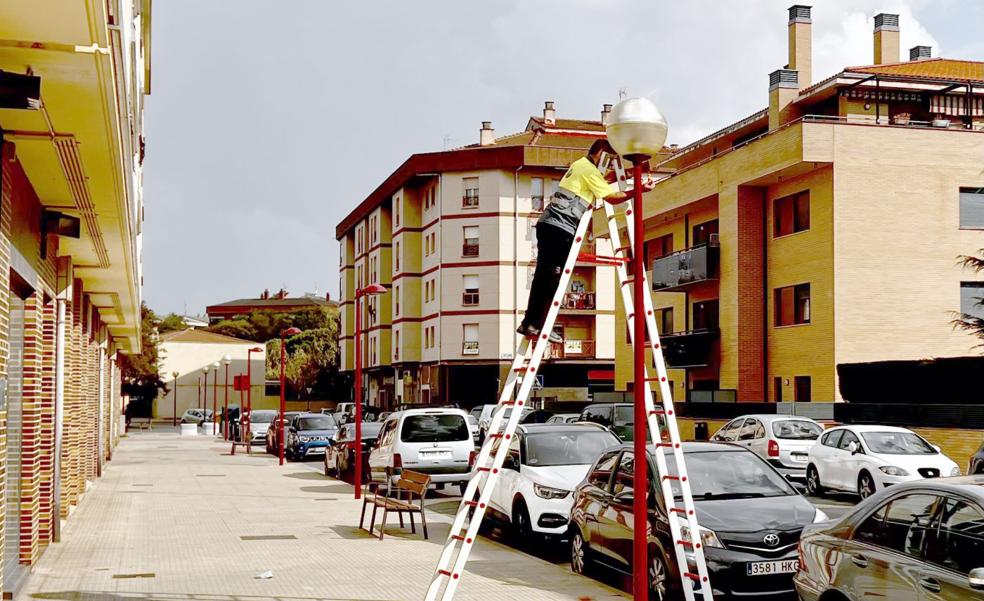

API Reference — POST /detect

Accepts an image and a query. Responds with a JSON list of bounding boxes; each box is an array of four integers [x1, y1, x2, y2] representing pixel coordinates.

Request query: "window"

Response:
[[645, 233, 673, 264], [737, 419, 761, 441], [581, 405, 613, 427], [531, 177, 544, 212], [394, 330, 400, 361], [462, 177, 479, 208], [655, 307, 673, 335], [960, 187, 984, 229], [551, 179, 560, 196], [692, 220, 719, 246], [925, 498, 984, 574], [692, 300, 719, 331], [425, 279, 435, 303], [394, 242, 400, 271], [881, 494, 942, 557], [462, 226, 479, 257], [774, 376, 783, 402], [462, 323, 479, 355], [775, 283, 811, 326], [394, 285, 400, 316], [961, 282, 984, 320], [774, 191, 810, 237], [588, 451, 620, 489], [611, 452, 634, 497], [838, 430, 861, 452], [820, 429, 844, 448], [854, 503, 889, 546], [794, 376, 811, 402], [462, 274, 479, 306], [714, 419, 741, 441], [394, 200, 400, 227]]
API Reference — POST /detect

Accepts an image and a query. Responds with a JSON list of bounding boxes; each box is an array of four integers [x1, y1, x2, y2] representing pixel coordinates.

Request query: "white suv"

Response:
[[482, 423, 619, 538], [369, 408, 475, 491]]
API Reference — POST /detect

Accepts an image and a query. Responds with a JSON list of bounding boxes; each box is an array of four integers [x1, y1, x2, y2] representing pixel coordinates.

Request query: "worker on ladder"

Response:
[[518, 138, 652, 342]]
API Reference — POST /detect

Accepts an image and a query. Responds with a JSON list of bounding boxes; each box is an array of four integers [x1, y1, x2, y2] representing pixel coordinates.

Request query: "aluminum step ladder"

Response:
[[424, 154, 714, 601]]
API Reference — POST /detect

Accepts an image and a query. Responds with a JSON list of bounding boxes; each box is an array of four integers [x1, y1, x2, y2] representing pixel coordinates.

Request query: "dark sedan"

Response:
[[285, 413, 337, 460], [795, 476, 984, 601], [324, 421, 383, 483], [265, 411, 303, 455], [569, 442, 825, 600]]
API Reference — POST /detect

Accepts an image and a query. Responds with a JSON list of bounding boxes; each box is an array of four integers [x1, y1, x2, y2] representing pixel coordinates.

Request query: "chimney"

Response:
[[479, 121, 495, 146], [325, 292, 331, 302], [873, 13, 900, 65], [600, 103, 612, 125], [543, 101, 556, 125], [787, 5, 812, 89], [768, 69, 799, 130], [909, 45, 932, 61]]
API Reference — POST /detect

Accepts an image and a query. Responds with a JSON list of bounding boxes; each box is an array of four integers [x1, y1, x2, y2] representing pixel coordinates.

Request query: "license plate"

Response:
[[746, 560, 798, 576], [308, 448, 326, 454], [791, 453, 808, 462], [420, 451, 451, 461]]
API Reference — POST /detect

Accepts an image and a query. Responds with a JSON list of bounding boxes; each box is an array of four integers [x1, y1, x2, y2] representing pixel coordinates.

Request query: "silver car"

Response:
[[246, 410, 277, 445], [711, 414, 824, 481]]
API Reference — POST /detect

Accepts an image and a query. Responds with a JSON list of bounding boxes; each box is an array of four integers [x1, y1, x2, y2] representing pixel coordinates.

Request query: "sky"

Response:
[[142, 0, 984, 316]]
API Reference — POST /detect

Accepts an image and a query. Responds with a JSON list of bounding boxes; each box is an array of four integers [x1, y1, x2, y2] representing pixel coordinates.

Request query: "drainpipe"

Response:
[[52, 285, 67, 542], [96, 342, 105, 477], [512, 167, 524, 378]]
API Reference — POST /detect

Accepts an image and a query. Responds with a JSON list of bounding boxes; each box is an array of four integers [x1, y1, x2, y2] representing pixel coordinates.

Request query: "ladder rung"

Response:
[[677, 539, 695, 548], [451, 534, 473, 543], [669, 507, 693, 515], [649, 409, 665, 416], [476, 467, 497, 473], [463, 501, 486, 508], [644, 377, 668, 383], [438, 569, 460, 580], [620, 278, 634, 287], [654, 442, 678, 448], [663, 475, 686, 482], [486, 433, 506, 439], [684, 572, 704, 582]]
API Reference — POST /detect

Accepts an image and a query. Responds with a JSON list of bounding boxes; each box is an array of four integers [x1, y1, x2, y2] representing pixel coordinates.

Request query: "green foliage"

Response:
[[117, 303, 168, 416], [265, 317, 340, 398], [953, 249, 984, 350], [206, 307, 334, 343], [157, 313, 188, 334]]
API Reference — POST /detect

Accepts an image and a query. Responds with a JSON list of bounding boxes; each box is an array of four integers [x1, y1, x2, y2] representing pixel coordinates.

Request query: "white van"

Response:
[[369, 408, 475, 491]]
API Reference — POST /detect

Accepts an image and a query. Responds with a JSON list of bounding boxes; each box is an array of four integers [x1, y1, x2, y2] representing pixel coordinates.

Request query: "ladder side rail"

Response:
[[429, 209, 594, 601], [621, 199, 716, 599]]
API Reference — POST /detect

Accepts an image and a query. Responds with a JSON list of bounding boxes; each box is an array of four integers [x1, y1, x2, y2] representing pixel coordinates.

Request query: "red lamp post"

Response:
[[246, 346, 263, 443], [222, 355, 232, 440], [200, 365, 209, 429], [278, 329, 302, 466], [353, 283, 387, 498], [211, 361, 220, 436], [171, 371, 180, 427]]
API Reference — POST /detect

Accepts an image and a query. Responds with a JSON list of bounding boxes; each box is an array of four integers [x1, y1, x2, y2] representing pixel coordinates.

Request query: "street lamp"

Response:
[[607, 96, 668, 601], [246, 346, 263, 443], [354, 283, 386, 498], [278, 328, 302, 465], [222, 355, 232, 440], [171, 371, 180, 427], [201, 365, 210, 429], [212, 360, 221, 436]]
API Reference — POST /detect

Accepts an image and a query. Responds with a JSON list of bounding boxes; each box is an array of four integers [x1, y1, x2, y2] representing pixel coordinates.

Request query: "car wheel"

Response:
[[858, 471, 876, 500], [513, 501, 533, 542], [570, 528, 590, 575], [806, 465, 824, 496], [649, 548, 671, 601]]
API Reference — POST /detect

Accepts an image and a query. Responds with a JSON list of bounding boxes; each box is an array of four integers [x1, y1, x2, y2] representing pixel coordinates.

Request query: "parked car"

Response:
[[245, 410, 277, 445], [325, 421, 383, 482], [969, 441, 984, 475], [335, 402, 378, 422], [711, 414, 824, 481], [481, 423, 619, 538], [578, 403, 663, 441], [480, 406, 533, 441], [265, 411, 304, 454], [465, 415, 481, 444], [546, 413, 581, 424], [518, 409, 557, 425], [794, 476, 984, 601], [569, 442, 826, 599], [285, 413, 337, 460], [369, 408, 474, 492], [806, 425, 960, 500], [180, 408, 213, 426]]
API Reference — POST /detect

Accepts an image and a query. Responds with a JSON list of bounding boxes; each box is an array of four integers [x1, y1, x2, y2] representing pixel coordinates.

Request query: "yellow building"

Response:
[[337, 103, 621, 408], [616, 6, 984, 403]]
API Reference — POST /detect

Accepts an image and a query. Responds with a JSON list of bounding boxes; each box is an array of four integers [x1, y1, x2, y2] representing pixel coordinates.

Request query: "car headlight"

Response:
[[679, 524, 724, 549], [299, 436, 310, 443], [813, 508, 829, 523], [879, 466, 909, 476], [950, 467, 962, 477], [533, 483, 570, 500]]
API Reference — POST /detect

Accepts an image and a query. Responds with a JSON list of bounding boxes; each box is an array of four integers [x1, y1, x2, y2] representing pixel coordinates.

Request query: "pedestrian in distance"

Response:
[[517, 139, 653, 342]]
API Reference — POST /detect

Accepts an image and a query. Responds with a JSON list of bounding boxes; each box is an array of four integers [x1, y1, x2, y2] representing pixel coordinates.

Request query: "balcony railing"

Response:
[[462, 242, 479, 257], [548, 339, 595, 359], [561, 292, 596, 310], [651, 243, 718, 291], [462, 193, 479, 208], [660, 329, 719, 368]]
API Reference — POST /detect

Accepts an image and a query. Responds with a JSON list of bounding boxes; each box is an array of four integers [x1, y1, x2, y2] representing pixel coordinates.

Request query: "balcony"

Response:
[[560, 292, 596, 311], [548, 339, 595, 359], [462, 242, 479, 257], [651, 243, 718, 292], [659, 329, 719, 368]]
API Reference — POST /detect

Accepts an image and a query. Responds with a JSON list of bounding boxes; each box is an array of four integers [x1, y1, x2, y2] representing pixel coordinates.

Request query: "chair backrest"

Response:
[[396, 470, 431, 498]]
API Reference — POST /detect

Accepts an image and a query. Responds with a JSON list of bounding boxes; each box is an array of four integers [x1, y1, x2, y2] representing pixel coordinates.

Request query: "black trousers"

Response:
[[522, 223, 574, 330]]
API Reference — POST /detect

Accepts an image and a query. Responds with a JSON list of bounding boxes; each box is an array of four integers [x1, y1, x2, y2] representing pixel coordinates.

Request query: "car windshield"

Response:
[[340, 422, 382, 441], [525, 431, 619, 466], [250, 410, 277, 424], [400, 414, 469, 443], [297, 416, 335, 431], [667, 450, 795, 500], [861, 431, 936, 455], [614, 406, 633, 423], [772, 420, 823, 440]]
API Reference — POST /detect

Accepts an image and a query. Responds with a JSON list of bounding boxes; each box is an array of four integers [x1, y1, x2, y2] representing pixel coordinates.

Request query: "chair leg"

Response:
[[370, 501, 379, 534], [359, 498, 369, 529], [399, 510, 405, 528], [420, 507, 428, 539], [379, 507, 388, 540], [409, 510, 416, 534]]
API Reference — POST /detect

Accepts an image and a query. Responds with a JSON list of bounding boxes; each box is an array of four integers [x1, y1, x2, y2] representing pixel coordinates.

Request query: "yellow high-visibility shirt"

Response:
[[558, 157, 612, 203]]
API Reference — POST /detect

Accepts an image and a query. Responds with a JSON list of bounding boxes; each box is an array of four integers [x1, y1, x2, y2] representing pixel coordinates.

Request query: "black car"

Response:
[[970, 441, 984, 475], [324, 421, 383, 483], [578, 403, 665, 441], [569, 442, 824, 600]]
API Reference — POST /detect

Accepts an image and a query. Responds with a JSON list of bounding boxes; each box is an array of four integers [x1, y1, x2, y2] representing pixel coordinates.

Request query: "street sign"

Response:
[[533, 375, 544, 390]]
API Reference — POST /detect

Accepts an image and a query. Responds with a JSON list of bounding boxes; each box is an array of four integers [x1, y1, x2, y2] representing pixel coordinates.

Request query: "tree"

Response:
[[157, 313, 188, 334], [953, 250, 984, 349], [117, 303, 168, 417], [264, 315, 340, 399]]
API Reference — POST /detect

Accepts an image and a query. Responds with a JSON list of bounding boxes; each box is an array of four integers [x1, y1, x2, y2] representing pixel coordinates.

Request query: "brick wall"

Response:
[[736, 187, 765, 400]]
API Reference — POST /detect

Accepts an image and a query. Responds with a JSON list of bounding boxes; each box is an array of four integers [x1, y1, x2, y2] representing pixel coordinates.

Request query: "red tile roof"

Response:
[[846, 58, 984, 82]]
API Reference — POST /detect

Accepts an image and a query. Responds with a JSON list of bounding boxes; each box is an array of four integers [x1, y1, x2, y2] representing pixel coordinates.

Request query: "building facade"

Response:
[[337, 104, 621, 409], [616, 6, 984, 403], [0, 1, 149, 594], [205, 292, 336, 324]]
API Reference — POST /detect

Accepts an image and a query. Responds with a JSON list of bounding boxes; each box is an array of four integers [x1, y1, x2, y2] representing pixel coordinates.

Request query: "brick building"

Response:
[[0, 1, 149, 594]]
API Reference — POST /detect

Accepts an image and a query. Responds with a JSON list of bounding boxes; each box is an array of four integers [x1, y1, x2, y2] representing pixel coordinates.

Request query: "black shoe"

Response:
[[547, 331, 563, 344], [517, 323, 539, 339]]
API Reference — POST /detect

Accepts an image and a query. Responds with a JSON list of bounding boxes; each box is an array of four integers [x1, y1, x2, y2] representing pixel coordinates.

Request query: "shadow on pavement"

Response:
[[299, 484, 352, 494], [282, 471, 327, 480], [31, 591, 398, 601]]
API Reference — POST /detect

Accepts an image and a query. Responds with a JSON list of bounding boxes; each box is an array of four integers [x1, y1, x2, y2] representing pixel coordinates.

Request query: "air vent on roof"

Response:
[[874, 13, 899, 31], [769, 69, 799, 90], [787, 5, 811, 23], [909, 45, 932, 61]]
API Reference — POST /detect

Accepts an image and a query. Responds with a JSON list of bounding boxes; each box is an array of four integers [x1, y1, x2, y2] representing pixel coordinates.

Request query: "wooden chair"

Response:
[[365, 468, 431, 540]]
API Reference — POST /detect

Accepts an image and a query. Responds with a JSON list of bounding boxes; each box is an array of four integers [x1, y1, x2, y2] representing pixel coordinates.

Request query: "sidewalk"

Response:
[[18, 429, 628, 601]]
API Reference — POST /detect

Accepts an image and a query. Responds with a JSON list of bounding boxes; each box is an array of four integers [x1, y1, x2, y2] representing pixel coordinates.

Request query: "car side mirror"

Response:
[[848, 441, 859, 454], [969, 568, 984, 589], [932, 444, 941, 453]]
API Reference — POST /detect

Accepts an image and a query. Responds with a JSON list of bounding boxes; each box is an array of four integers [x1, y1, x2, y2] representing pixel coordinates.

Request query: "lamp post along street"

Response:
[[246, 347, 262, 443], [222, 355, 232, 440], [353, 283, 386, 498], [278, 329, 301, 466], [212, 361, 220, 436], [171, 371, 179, 427], [200, 365, 209, 429]]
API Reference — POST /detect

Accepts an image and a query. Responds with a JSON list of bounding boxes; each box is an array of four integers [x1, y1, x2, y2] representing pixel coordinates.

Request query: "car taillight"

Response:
[[468, 450, 477, 469], [768, 439, 780, 457], [393, 453, 402, 468]]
